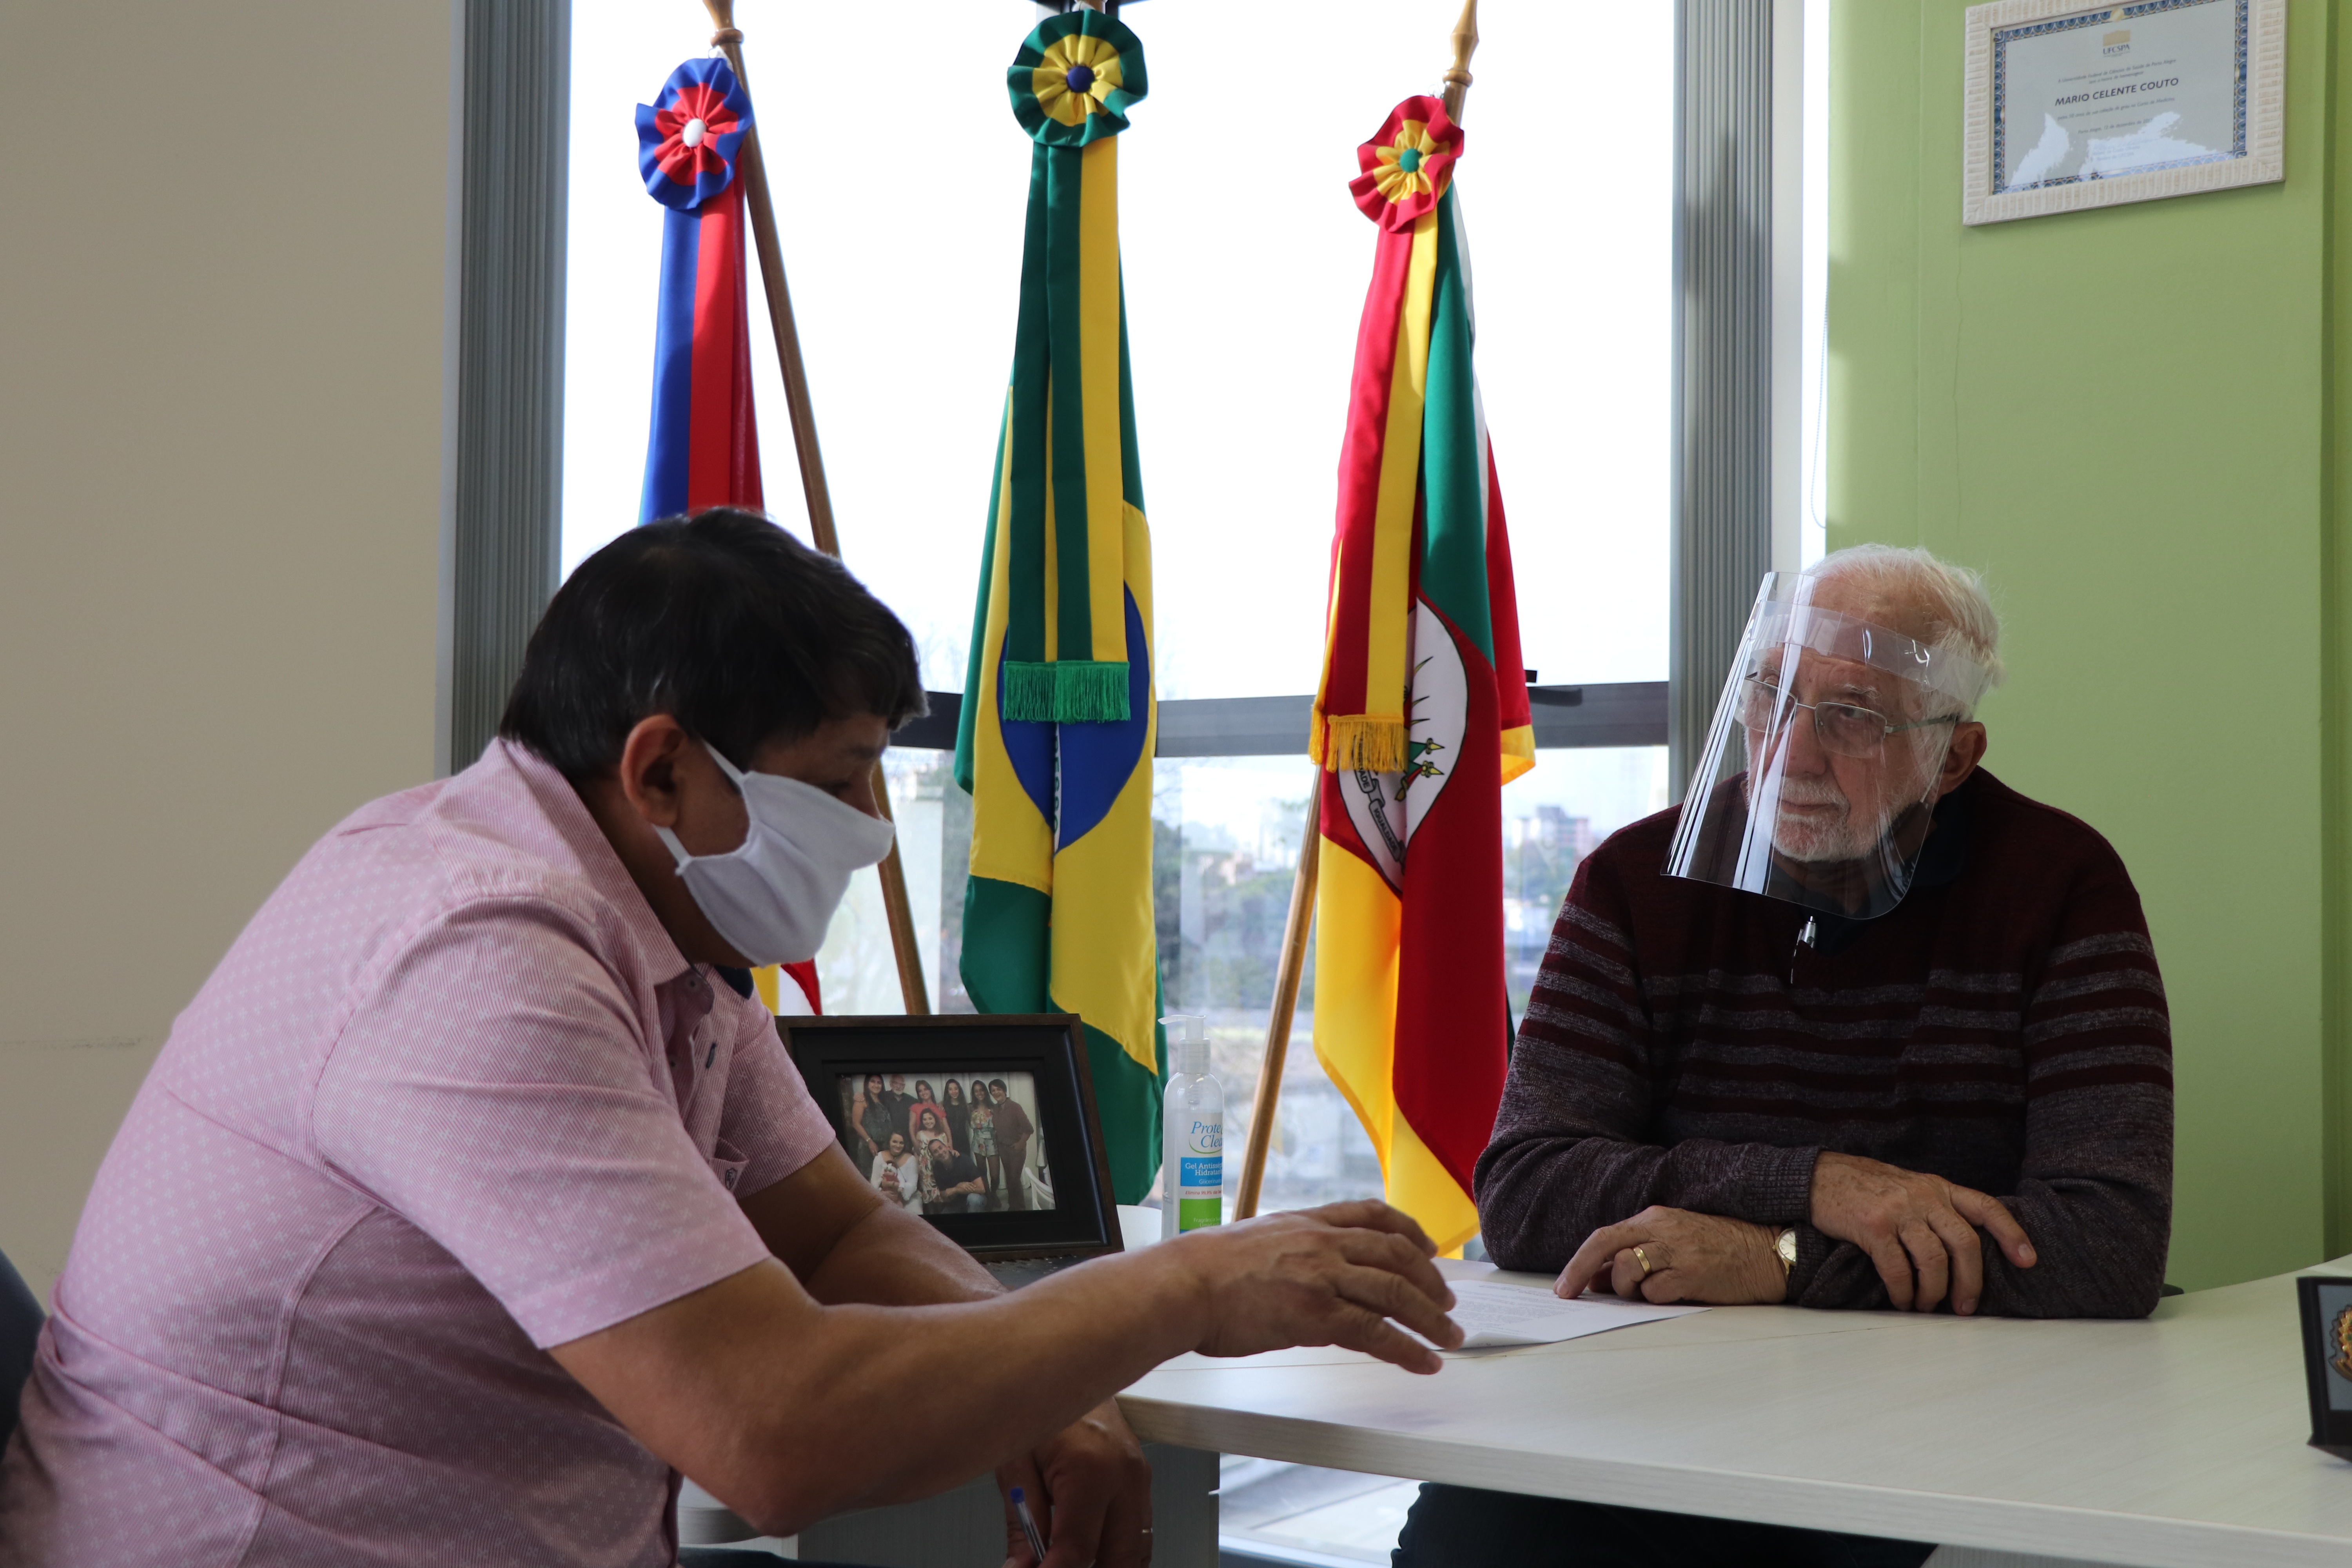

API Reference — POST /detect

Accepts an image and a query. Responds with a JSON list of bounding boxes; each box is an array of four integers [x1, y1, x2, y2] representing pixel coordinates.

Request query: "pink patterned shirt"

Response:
[[0, 740, 834, 1567]]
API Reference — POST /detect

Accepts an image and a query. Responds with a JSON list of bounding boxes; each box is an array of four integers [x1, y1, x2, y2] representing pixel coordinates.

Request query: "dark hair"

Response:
[[989, 1079, 1008, 1092], [943, 1080, 964, 1105], [500, 508, 926, 780]]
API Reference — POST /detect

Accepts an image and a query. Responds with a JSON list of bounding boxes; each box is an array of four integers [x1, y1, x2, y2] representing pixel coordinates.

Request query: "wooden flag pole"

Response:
[[1234, 787, 1319, 1219], [1441, 0, 1479, 122], [1233, 0, 1481, 1221], [704, 0, 932, 1015]]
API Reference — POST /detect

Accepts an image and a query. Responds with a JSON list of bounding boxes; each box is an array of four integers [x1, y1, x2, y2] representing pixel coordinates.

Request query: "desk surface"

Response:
[[1117, 1259, 2352, 1568]]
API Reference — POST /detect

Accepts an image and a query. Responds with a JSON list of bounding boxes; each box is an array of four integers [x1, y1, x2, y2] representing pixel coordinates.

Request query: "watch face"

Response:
[[1777, 1229, 1798, 1264]]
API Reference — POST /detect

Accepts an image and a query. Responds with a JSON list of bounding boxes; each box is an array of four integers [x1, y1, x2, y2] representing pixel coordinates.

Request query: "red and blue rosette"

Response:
[[636, 57, 753, 211], [1349, 96, 1463, 232]]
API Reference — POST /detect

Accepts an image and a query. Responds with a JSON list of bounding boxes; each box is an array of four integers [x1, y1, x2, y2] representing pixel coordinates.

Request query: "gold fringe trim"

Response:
[[1319, 715, 1410, 774]]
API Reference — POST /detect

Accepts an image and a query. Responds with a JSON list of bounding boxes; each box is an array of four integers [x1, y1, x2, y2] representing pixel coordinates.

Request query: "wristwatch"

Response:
[[1775, 1227, 1798, 1276]]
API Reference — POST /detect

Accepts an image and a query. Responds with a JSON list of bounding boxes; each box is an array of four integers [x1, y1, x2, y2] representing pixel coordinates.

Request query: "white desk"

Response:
[[1117, 1259, 2352, 1568]]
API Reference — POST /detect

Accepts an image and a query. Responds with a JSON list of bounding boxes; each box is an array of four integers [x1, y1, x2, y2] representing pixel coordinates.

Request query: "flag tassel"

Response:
[[1318, 715, 1411, 776], [1054, 660, 1131, 723], [1000, 662, 1060, 724]]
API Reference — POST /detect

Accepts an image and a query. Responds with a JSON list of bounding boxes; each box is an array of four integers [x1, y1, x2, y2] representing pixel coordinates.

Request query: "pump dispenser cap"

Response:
[[1160, 1013, 1209, 1077]]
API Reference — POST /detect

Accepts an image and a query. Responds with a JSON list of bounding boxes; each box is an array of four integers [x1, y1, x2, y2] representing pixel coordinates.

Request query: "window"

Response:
[[1801, 0, 1829, 568], [564, 0, 1678, 1218]]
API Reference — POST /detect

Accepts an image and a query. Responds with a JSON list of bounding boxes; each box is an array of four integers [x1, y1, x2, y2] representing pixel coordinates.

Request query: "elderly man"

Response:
[[1394, 545, 2172, 1568]]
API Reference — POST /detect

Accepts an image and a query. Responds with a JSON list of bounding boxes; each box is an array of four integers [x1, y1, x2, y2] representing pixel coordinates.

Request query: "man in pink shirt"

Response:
[[0, 512, 1460, 1568]]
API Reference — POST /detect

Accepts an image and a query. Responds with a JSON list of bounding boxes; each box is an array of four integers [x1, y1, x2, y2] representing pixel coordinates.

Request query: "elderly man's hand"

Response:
[[1808, 1150, 2035, 1314], [1552, 1206, 1787, 1305]]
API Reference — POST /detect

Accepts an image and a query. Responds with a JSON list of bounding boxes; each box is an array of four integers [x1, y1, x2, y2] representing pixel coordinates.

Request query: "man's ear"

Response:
[[615, 715, 694, 828], [1939, 720, 1988, 796]]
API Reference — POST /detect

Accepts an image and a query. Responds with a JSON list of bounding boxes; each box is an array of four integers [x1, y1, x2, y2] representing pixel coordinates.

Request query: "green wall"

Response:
[[1829, 1, 2350, 1288]]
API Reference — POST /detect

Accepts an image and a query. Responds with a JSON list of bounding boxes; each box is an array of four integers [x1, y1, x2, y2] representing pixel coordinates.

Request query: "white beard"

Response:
[[1769, 775, 1881, 863]]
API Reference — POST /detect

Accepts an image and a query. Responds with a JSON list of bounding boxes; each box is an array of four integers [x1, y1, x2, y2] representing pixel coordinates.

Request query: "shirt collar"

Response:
[[486, 738, 699, 988]]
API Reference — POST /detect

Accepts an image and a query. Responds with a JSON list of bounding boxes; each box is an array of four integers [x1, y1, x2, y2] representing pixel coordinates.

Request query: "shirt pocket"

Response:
[[708, 1137, 750, 1195]]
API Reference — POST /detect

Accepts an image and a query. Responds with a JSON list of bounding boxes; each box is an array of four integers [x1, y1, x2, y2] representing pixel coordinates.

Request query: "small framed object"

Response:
[[780, 1013, 1122, 1264], [1961, 0, 2285, 226], [2296, 1275, 2352, 1458]]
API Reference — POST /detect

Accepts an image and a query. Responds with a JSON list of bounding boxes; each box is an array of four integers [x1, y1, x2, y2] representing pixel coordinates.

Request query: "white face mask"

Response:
[[653, 742, 896, 966]]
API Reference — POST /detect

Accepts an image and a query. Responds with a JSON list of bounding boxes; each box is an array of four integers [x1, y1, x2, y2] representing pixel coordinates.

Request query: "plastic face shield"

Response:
[[1664, 573, 1991, 920]]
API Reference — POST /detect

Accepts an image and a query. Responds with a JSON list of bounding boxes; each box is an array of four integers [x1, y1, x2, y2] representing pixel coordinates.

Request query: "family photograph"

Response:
[[835, 1071, 1054, 1215]]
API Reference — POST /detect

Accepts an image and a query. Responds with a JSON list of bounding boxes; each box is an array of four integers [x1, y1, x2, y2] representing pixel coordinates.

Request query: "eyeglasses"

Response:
[[1737, 676, 1960, 759]]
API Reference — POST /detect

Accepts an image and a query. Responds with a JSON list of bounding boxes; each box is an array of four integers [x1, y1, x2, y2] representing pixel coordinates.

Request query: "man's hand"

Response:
[[1173, 1200, 1462, 1374], [996, 1399, 1151, 1568], [1552, 1206, 1787, 1305], [1809, 1150, 2035, 1314]]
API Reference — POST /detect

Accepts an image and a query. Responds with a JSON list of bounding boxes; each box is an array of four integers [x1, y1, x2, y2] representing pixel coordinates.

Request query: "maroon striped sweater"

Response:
[[1477, 769, 2172, 1317]]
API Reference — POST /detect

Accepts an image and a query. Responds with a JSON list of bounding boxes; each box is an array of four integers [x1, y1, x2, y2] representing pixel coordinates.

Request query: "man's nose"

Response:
[[1782, 701, 1831, 774]]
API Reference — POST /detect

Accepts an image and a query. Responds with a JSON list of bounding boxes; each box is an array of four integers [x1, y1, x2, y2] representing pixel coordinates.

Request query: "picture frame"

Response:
[[779, 1013, 1123, 1263], [1961, 0, 2285, 227], [2295, 1274, 2352, 1458]]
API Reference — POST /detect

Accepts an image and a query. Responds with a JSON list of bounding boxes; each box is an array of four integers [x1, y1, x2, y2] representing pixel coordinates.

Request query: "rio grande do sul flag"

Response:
[[633, 56, 817, 1016], [954, 9, 1164, 1202], [1311, 96, 1533, 1254]]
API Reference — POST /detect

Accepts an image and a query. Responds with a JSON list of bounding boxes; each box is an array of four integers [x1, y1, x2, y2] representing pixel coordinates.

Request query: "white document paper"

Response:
[[1425, 1279, 1708, 1349]]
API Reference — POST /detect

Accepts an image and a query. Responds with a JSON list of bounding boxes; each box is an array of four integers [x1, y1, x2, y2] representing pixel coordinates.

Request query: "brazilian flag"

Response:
[[955, 9, 1164, 1202]]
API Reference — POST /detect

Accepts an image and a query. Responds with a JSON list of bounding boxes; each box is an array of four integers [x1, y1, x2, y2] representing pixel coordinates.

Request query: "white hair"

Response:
[[1804, 543, 2006, 713]]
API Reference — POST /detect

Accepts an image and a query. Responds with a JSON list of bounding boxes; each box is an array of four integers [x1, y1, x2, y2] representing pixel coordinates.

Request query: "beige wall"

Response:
[[0, 3, 457, 1299]]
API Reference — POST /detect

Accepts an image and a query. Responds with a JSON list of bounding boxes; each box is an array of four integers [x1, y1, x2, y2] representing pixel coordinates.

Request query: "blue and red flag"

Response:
[[637, 57, 762, 525], [634, 57, 818, 1016]]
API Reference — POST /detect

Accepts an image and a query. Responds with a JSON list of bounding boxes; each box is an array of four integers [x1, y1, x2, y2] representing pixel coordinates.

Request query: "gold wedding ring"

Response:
[[1632, 1245, 1653, 1278]]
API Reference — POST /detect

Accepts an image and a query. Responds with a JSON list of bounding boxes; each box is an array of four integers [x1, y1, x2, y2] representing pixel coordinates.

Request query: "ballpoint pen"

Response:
[[1009, 1485, 1050, 1563]]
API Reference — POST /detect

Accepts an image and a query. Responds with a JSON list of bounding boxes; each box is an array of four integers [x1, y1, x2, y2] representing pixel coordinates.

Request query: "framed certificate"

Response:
[[1962, 0, 2285, 225]]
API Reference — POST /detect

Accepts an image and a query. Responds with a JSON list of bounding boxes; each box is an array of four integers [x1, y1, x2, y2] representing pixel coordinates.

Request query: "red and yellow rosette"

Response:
[[1315, 95, 1468, 774], [1349, 98, 1463, 231]]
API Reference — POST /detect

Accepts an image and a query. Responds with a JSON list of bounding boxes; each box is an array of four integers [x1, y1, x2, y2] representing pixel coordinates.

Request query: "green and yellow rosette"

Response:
[[980, 8, 1153, 726], [1010, 9, 1147, 146]]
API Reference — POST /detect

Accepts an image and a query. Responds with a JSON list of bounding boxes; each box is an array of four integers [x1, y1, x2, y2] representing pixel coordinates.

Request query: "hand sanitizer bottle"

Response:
[[1160, 1014, 1223, 1240]]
